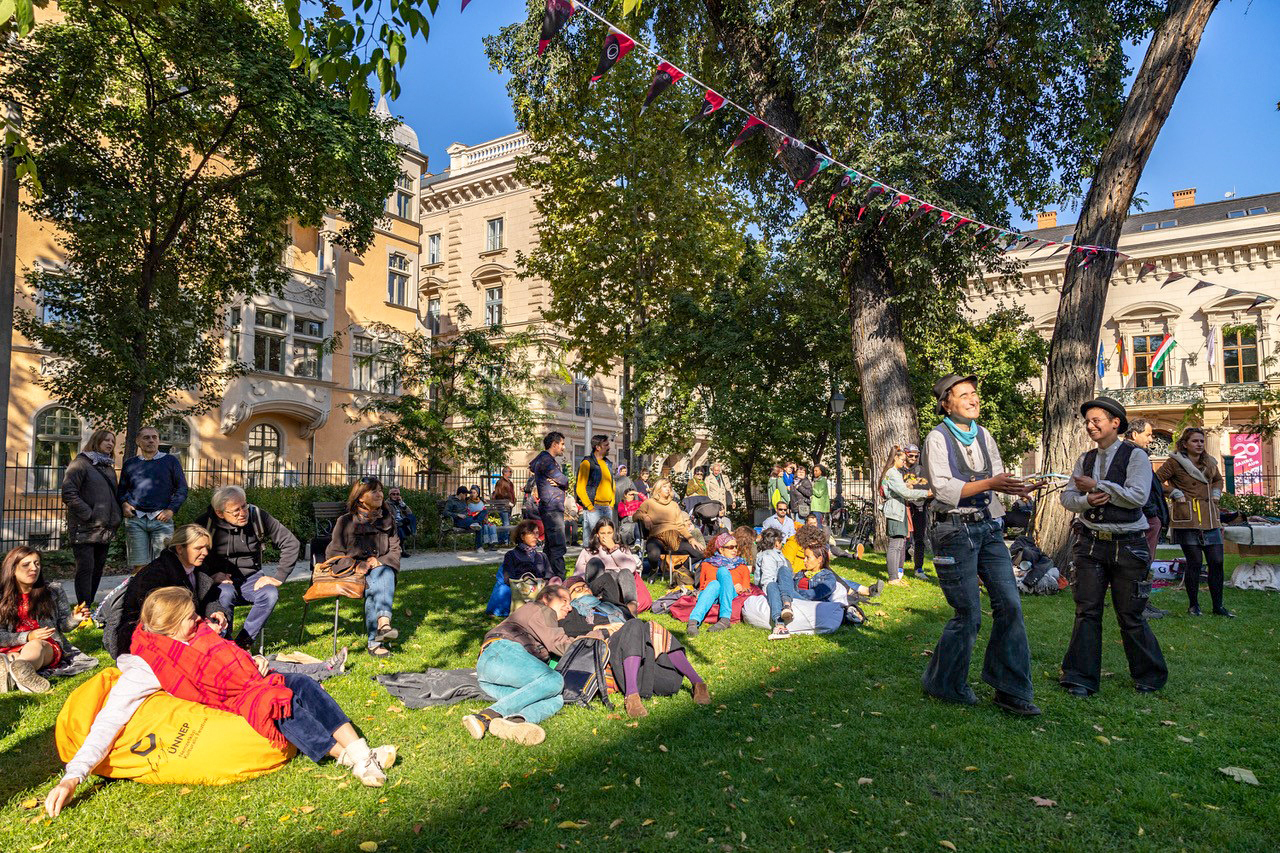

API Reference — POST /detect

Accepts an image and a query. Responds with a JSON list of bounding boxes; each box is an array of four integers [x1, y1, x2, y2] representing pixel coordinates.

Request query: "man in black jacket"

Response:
[[1126, 419, 1170, 620], [196, 485, 301, 648]]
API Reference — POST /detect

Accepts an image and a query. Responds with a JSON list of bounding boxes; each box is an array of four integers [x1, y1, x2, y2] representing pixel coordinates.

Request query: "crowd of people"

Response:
[[0, 378, 1248, 813]]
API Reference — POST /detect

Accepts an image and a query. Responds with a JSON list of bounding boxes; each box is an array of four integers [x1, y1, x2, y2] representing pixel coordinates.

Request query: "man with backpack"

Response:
[[196, 485, 301, 649]]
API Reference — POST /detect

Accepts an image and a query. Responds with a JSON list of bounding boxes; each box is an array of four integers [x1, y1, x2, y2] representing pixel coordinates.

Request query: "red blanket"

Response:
[[666, 586, 761, 624], [131, 623, 293, 749]]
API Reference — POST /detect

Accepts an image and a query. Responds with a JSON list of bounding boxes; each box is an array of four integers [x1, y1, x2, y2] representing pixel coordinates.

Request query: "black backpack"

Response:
[[558, 637, 613, 710], [98, 576, 134, 659]]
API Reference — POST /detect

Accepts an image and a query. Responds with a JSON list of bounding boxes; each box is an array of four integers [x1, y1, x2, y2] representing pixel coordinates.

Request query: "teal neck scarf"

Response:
[[943, 416, 979, 447]]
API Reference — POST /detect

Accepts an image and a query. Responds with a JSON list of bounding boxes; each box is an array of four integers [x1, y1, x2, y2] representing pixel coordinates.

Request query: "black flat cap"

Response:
[[933, 373, 978, 416], [1080, 396, 1128, 435]]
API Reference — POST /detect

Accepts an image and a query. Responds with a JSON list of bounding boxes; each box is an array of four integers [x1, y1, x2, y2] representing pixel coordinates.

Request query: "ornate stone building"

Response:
[[968, 188, 1280, 487]]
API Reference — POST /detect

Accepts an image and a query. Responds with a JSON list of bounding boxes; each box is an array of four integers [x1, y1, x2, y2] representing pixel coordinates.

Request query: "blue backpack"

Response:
[[485, 565, 511, 618]]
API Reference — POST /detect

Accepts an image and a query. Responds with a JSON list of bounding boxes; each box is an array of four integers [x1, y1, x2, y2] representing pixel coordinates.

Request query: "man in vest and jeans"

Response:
[[1059, 397, 1168, 697], [921, 374, 1040, 716], [576, 435, 616, 539]]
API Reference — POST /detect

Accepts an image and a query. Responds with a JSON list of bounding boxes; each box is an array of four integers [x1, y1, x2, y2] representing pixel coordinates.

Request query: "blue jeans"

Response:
[[476, 639, 564, 723], [275, 674, 351, 763], [582, 506, 616, 541], [218, 570, 281, 640], [124, 516, 174, 568], [475, 523, 498, 547], [540, 508, 567, 578], [764, 582, 793, 623], [775, 567, 836, 603], [922, 518, 1033, 703], [364, 565, 396, 645], [690, 567, 735, 625], [497, 509, 511, 544]]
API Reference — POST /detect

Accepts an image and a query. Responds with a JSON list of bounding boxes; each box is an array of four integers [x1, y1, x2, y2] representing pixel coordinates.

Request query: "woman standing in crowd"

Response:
[[574, 520, 642, 614], [686, 532, 750, 637], [46, 587, 394, 817], [810, 464, 831, 530], [633, 479, 705, 568], [768, 464, 790, 509], [491, 466, 517, 545], [60, 429, 122, 609], [790, 465, 813, 522], [326, 477, 402, 657], [685, 467, 709, 497], [1156, 427, 1233, 617], [880, 445, 931, 586], [0, 547, 91, 693]]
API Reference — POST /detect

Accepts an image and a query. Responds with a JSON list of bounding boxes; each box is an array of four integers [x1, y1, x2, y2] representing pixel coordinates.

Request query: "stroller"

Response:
[[683, 496, 726, 537]]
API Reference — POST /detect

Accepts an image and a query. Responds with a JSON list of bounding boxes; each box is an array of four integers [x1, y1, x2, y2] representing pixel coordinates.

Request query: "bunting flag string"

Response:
[[490, 0, 1280, 314]]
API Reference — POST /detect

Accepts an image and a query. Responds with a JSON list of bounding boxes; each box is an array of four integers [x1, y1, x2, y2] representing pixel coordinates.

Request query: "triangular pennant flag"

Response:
[[796, 155, 832, 188], [684, 90, 726, 130], [726, 116, 767, 155], [1249, 294, 1277, 310], [878, 193, 910, 226], [1160, 272, 1186, 288], [773, 136, 792, 158], [1188, 279, 1214, 294], [1030, 240, 1055, 256], [461, 0, 472, 10], [946, 217, 972, 236], [640, 61, 685, 114], [903, 203, 935, 226], [828, 171, 856, 208], [1082, 248, 1100, 269], [537, 0, 575, 56], [591, 31, 636, 83], [1048, 244, 1070, 258], [856, 183, 885, 221], [1222, 288, 1242, 298], [1136, 261, 1157, 281]]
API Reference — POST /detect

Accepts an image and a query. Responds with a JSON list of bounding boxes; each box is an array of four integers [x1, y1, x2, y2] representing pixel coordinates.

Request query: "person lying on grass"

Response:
[[464, 585, 620, 746], [559, 595, 711, 718], [0, 546, 92, 693], [45, 587, 396, 818], [686, 532, 752, 637], [782, 524, 884, 602]]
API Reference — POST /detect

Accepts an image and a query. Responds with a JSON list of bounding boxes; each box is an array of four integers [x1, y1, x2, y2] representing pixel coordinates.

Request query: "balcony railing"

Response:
[[1102, 381, 1271, 406]]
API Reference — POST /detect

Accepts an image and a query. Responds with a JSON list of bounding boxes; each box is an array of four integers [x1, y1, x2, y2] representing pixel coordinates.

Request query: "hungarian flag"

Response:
[[1150, 334, 1176, 378], [591, 31, 635, 83], [1116, 338, 1129, 377], [684, 90, 726, 129], [537, 0, 575, 56], [641, 62, 685, 113], [726, 115, 766, 155]]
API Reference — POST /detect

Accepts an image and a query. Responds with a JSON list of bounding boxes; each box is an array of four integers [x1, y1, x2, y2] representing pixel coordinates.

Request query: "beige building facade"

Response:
[[969, 188, 1280, 489]]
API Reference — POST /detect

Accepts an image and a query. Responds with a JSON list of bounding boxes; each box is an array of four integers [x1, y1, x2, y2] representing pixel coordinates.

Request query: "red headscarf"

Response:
[[130, 622, 293, 749]]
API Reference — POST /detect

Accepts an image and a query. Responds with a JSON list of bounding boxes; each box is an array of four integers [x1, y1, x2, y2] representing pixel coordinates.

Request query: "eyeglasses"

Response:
[[721, 544, 739, 551]]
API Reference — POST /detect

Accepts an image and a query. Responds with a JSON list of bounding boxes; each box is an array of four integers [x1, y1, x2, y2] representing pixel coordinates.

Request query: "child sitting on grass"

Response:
[[753, 528, 793, 640]]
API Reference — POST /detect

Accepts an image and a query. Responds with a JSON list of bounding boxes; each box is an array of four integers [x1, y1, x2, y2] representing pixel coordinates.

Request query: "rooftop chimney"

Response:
[[1173, 187, 1196, 208], [1036, 211, 1058, 230]]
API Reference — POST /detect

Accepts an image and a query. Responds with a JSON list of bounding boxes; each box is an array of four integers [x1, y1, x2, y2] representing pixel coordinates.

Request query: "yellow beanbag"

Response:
[[56, 667, 295, 785]]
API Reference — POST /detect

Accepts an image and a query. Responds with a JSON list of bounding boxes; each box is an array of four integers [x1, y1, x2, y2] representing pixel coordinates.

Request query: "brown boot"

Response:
[[692, 682, 711, 705], [624, 693, 648, 718]]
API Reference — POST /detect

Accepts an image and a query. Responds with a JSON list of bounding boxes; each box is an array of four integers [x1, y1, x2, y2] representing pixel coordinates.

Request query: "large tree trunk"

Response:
[[847, 240, 918, 547], [1034, 0, 1219, 563]]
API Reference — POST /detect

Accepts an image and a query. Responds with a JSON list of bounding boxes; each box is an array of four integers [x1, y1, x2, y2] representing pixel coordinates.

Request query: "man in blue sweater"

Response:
[[118, 425, 189, 571]]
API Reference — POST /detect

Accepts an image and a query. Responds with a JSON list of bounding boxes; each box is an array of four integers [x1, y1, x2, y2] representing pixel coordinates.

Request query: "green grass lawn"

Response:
[[2, 553, 1277, 852]]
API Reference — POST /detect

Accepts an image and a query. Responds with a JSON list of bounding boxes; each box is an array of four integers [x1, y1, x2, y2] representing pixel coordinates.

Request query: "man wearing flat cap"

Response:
[[902, 443, 930, 580], [1059, 396, 1168, 697], [920, 373, 1040, 716]]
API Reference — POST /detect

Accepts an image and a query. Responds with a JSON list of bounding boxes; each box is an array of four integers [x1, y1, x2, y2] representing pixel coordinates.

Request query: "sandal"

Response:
[[367, 644, 392, 658], [375, 623, 399, 642]]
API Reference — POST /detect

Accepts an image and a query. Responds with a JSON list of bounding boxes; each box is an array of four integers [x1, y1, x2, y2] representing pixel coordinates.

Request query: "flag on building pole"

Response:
[[1207, 325, 1216, 370], [1097, 341, 1105, 379], [1150, 334, 1176, 378], [1116, 337, 1129, 377]]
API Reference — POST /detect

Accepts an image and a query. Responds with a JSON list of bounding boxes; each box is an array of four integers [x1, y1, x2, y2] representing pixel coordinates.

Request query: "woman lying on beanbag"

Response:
[[45, 587, 395, 817]]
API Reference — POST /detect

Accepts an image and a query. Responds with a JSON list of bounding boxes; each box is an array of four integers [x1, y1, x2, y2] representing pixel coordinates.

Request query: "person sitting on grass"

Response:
[[0, 546, 92, 693], [686, 533, 751, 637], [559, 604, 711, 717], [501, 520, 556, 589], [752, 528, 794, 641], [45, 587, 396, 818], [732, 525, 757, 566], [782, 524, 883, 602], [464, 585, 617, 746], [574, 520, 642, 615], [467, 486, 499, 553]]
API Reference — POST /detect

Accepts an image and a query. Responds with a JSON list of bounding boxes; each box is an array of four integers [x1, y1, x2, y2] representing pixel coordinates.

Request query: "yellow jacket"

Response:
[[575, 456, 615, 509]]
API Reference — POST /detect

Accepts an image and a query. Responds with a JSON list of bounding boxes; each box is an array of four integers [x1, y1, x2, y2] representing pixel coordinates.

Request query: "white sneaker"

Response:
[[767, 625, 792, 641], [476, 547, 486, 554], [337, 738, 386, 787]]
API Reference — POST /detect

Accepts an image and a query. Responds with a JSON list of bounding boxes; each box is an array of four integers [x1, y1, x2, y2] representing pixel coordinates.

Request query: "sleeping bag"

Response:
[[56, 667, 294, 785]]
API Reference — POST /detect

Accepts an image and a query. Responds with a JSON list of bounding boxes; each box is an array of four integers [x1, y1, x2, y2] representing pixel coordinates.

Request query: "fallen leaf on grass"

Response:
[[1095, 736, 1111, 746], [179, 787, 192, 795], [664, 830, 679, 839], [1204, 804, 1221, 811], [504, 819, 531, 830], [1031, 797, 1057, 808], [557, 820, 588, 830], [19, 799, 39, 810], [1161, 720, 1176, 726], [641, 819, 655, 826], [609, 818, 624, 830], [298, 806, 317, 815], [658, 744, 668, 753], [387, 705, 404, 713], [939, 842, 957, 851], [359, 843, 378, 852], [1219, 767, 1260, 786], [413, 824, 423, 835], [231, 816, 247, 826], [30, 840, 53, 851], [857, 778, 873, 785], [499, 781, 512, 790], [279, 814, 292, 823], [963, 766, 978, 772], [1177, 735, 1194, 744], [1092, 725, 1104, 733]]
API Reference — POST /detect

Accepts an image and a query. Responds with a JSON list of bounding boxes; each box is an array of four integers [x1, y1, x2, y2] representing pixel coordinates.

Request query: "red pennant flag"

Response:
[[537, 0, 574, 56], [641, 62, 685, 114], [726, 116, 767, 155], [878, 193, 910, 225], [590, 31, 635, 83], [461, 0, 472, 9], [904, 202, 935, 226], [796, 155, 832, 188], [1136, 260, 1157, 281], [684, 90, 726, 130], [946, 216, 972, 236], [1082, 248, 1100, 269], [1160, 272, 1186, 288]]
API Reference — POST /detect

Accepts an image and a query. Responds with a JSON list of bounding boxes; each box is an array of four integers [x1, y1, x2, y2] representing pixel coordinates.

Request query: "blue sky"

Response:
[[391, 1, 1279, 228]]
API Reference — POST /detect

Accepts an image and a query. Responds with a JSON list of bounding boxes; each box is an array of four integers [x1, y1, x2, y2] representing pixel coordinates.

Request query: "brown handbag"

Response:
[[303, 556, 368, 602]]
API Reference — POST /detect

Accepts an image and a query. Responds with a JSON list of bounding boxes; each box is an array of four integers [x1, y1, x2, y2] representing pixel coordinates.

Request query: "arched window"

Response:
[[33, 407, 82, 491], [246, 423, 282, 487], [348, 431, 395, 478], [155, 416, 192, 471]]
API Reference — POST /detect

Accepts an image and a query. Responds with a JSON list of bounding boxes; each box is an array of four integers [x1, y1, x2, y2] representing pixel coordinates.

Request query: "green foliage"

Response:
[[345, 306, 543, 476], [2, 0, 402, 441], [1219, 492, 1280, 518]]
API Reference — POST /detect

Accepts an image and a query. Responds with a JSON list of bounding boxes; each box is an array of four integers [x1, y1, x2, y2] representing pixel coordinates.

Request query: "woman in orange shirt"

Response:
[[686, 533, 751, 636]]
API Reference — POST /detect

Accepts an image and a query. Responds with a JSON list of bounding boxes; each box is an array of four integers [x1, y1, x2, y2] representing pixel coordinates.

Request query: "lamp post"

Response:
[[831, 390, 846, 507]]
